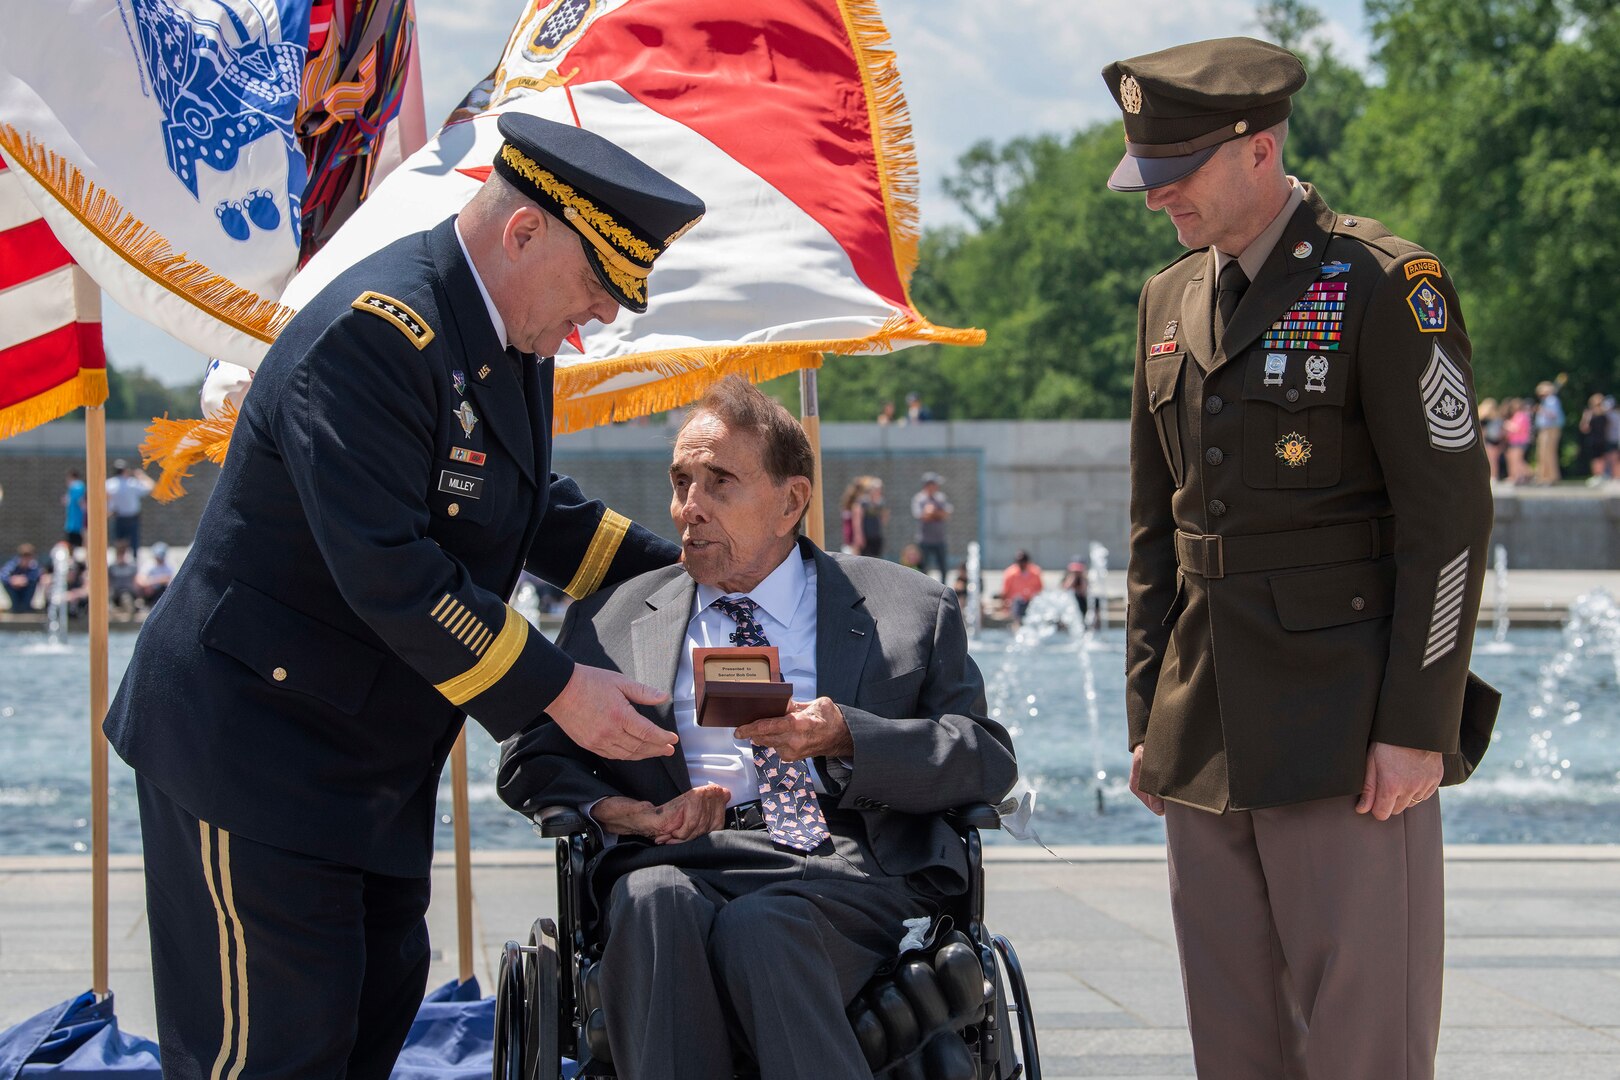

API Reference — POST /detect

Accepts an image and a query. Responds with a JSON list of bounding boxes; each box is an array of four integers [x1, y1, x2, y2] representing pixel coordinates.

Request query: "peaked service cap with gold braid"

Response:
[[491, 113, 706, 314], [1101, 37, 1307, 193]]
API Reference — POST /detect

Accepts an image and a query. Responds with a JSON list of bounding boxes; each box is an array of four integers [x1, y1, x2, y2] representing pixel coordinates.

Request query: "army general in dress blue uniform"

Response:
[[104, 115, 705, 1080]]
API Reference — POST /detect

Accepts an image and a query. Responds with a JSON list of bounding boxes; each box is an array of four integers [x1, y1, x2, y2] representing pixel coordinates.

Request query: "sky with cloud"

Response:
[[110, 0, 1370, 386]]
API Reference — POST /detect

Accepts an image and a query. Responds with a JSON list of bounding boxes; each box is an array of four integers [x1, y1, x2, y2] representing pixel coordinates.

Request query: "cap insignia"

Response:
[[1120, 75, 1143, 114], [351, 291, 435, 350], [1234, 120, 1249, 135]]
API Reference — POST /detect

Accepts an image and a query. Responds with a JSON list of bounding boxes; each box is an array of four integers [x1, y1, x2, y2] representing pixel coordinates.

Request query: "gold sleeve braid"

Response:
[[564, 509, 630, 600], [434, 606, 530, 706]]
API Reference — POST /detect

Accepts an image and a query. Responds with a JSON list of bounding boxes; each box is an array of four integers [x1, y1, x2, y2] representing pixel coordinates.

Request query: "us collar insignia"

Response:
[[1305, 355, 1330, 393], [452, 370, 467, 396], [477, 363, 493, 381], [1319, 260, 1352, 277], [1406, 278, 1447, 333], [1162, 319, 1178, 341], [454, 401, 479, 439], [1275, 432, 1313, 468]]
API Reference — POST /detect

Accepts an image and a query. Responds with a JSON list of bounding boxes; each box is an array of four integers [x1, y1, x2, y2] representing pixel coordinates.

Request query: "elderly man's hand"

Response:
[[546, 663, 678, 760], [593, 784, 730, 843], [734, 697, 853, 761]]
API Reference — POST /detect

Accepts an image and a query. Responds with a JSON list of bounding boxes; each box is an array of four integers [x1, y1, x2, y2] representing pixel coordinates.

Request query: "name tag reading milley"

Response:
[[693, 646, 793, 727], [438, 470, 484, 499]]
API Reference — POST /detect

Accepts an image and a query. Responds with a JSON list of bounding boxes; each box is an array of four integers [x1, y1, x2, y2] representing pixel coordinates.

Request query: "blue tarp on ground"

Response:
[[0, 980, 496, 1080]]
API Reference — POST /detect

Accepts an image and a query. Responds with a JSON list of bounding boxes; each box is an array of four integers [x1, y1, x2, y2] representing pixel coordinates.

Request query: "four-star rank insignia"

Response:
[[351, 291, 435, 350], [453, 401, 478, 438], [1275, 432, 1313, 468], [1406, 278, 1447, 333]]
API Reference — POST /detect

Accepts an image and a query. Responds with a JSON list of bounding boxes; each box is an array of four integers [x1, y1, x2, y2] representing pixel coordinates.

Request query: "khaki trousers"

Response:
[[1535, 426, 1561, 484], [1163, 795, 1444, 1080]]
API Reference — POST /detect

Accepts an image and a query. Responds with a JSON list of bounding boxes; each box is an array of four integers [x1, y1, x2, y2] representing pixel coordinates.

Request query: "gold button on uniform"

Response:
[[272, 666, 288, 682], [448, 502, 460, 517]]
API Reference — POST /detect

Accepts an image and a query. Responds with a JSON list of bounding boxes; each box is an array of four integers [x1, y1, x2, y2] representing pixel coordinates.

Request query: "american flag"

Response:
[[0, 152, 105, 439]]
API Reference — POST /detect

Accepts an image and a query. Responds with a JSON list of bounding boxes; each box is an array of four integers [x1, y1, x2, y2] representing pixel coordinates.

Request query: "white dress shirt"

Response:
[[453, 217, 508, 349], [677, 548, 822, 807]]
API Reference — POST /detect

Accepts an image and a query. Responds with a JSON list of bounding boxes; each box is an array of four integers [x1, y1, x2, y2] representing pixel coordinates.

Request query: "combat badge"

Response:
[[1305, 355, 1329, 393], [1275, 432, 1313, 468], [1319, 260, 1352, 277], [1419, 341, 1476, 452], [1264, 353, 1287, 386], [454, 401, 478, 438], [453, 370, 467, 396], [1406, 278, 1447, 333]]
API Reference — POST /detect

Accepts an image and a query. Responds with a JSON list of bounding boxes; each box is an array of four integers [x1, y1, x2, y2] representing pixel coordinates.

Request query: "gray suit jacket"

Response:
[[497, 538, 1017, 894]]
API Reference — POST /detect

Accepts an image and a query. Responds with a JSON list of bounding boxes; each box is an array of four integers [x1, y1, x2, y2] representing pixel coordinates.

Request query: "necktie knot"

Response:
[[1216, 259, 1250, 337], [712, 596, 767, 647]]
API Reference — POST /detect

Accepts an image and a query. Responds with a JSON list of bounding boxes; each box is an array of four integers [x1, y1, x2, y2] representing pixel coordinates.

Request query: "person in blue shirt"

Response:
[[2, 544, 42, 613], [62, 468, 86, 547]]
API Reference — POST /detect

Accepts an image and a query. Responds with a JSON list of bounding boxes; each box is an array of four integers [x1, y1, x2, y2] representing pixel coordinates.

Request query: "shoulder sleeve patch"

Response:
[[351, 291, 436, 350], [1406, 278, 1448, 333], [1404, 257, 1443, 281]]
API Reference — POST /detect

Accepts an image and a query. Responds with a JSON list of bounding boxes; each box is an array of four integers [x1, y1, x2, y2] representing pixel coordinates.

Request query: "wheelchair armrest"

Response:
[[533, 805, 591, 838], [943, 802, 1002, 832]]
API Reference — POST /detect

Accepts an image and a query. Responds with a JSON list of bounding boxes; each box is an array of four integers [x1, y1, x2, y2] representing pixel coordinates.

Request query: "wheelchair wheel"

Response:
[[991, 935, 1041, 1080], [493, 941, 527, 1080], [522, 919, 562, 1080]]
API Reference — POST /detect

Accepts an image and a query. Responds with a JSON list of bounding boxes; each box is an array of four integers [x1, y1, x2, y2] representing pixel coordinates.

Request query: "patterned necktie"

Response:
[[1216, 258, 1249, 341], [710, 596, 831, 853]]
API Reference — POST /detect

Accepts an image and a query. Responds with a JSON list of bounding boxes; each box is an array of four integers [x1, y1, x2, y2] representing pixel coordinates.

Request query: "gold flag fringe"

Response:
[[138, 316, 985, 499], [0, 125, 295, 343], [835, 0, 922, 306], [0, 369, 108, 441], [140, 401, 239, 502]]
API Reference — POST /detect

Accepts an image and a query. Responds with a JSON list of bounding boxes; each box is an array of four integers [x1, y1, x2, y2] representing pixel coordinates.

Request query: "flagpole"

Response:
[[85, 403, 110, 998], [450, 730, 475, 984], [798, 368, 825, 549]]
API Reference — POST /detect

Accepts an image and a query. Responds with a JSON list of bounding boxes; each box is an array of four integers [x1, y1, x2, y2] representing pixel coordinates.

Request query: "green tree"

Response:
[[1340, 0, 1620, 411], [104, 361, 203, 420]]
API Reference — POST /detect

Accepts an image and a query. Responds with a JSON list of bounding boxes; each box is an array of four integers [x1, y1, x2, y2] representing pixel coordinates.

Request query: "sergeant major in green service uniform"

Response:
[[1104, 38, 1497, 1080], [104, 115, 704, 1080]]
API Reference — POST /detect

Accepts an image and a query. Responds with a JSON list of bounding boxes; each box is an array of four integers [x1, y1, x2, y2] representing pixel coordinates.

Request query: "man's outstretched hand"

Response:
[[734, 697, 853, 761], [546, 663, 677, 760], [592, 784, 730, 844]]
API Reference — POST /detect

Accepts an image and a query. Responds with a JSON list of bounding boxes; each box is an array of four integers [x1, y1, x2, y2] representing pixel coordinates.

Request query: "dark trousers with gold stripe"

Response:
[[137, 778, 432, 1080]]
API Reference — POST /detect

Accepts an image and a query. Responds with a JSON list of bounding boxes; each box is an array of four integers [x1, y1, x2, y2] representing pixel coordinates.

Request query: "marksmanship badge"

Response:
[[1276, 432, 1312, 468], [1419, 342, 1476, 452], [1305, 355, 1329, 393]]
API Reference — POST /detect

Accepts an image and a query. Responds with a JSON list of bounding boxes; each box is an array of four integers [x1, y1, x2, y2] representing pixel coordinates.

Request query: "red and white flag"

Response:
[[207, 0, 983, 431], [0, 154, 105, 439]]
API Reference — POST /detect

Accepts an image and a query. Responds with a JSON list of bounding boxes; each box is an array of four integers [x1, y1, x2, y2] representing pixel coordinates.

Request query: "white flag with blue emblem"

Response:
[[0, 0, 312, 360]]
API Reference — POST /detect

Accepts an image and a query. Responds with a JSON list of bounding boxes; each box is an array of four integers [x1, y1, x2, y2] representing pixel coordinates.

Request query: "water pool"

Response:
[[1, 598, 1615, 856]]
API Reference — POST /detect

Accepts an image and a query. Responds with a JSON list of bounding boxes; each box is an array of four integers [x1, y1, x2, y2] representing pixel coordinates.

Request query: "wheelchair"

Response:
[[493, 803, 1042, 1079]]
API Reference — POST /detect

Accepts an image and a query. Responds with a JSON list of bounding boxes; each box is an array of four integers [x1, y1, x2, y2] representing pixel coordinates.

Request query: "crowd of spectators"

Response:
[[1480, 383, 1618, 487], [0, 463, 173, 618]]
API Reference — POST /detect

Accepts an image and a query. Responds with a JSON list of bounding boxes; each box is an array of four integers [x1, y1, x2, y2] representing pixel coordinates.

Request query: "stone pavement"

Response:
[[3, 846, 1618, 1078]]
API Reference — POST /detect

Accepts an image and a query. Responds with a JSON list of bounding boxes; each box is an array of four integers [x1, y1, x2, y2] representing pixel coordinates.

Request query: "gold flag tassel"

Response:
[[140, 401, 240, 502]]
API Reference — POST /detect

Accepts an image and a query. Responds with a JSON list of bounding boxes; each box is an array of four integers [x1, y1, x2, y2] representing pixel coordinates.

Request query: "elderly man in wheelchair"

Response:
[[496, 378, 1036, 1079]]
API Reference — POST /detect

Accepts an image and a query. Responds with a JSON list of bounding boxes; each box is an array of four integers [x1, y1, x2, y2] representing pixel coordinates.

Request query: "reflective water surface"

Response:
[[1, 591, 1616, 856]]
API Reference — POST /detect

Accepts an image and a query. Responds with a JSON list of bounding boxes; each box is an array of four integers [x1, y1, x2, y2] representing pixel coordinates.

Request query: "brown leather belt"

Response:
[[1174, 517, 1396, 579]]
